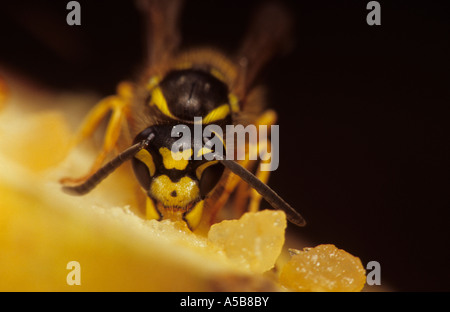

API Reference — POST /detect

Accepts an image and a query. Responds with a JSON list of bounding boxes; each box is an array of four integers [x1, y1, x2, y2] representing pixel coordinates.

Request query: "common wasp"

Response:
[[61, 0, 306, 232]]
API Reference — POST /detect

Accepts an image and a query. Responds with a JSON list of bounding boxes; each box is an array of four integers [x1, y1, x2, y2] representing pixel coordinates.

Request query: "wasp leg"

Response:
[[234, 110, 277, 214], [230, 142, 273, 216], [60, 82, 133, 185]]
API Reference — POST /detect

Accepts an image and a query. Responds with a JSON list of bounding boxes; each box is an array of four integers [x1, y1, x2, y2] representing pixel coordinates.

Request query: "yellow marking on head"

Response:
[[195, 160, 219, 180], [159, 147, 192, 170], [201, 104, 230, 124], [228, 93, 240, 113], [150, 175, 200, 207], [135, 149, 156, 177], [146, 197, 161, 220], [184, 200, 204, 230], [150, 86, 177, 119]]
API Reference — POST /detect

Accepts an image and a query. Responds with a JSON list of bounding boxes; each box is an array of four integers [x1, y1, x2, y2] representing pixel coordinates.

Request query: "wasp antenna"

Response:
[[62, 133, 154, 196], [214, 154, 306, 227]]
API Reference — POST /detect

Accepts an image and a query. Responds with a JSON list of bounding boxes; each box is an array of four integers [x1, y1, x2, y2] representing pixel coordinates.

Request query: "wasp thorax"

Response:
[[158, 69, 230, 121]]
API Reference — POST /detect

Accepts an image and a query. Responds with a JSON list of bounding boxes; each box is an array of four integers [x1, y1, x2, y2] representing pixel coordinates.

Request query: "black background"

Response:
[[1, 0, 449, 291]]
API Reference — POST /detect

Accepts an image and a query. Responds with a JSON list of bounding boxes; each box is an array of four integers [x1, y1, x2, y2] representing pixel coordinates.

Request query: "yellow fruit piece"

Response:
[[208, 210, 286, 273], [0, 160, 281, 291], [279, 244, 366, 292]]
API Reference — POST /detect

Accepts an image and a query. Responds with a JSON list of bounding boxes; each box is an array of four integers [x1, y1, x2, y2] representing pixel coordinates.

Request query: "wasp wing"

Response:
[[234, 2, 294, 99], [137, 0, 185, 69]]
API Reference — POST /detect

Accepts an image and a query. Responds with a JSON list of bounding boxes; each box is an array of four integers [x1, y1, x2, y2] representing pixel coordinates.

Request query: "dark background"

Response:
[[1, 0, 449, 291]]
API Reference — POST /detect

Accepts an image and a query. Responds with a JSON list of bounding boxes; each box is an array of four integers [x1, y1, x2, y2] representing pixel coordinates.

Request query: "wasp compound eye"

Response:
[[132, 127, 159, 191], [132, 151, 153, 191], [198, 161, 223, 197]]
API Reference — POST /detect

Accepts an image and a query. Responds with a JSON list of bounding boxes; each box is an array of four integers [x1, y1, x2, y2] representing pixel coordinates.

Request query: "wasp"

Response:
[[61, 0, 306, 232]]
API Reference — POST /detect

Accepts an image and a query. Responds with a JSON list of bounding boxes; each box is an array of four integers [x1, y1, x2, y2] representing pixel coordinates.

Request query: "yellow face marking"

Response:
[[135, 149, 156, 177], [150, 175, 199, 207], [159, 147, 192, 170], [201, 104, 230, 124], [150, 86, 177, 119], [146, 197, 161, 220], [184, 200, 204, 230], [195, 160, 219, 180], [228, 93, 240, 113]]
